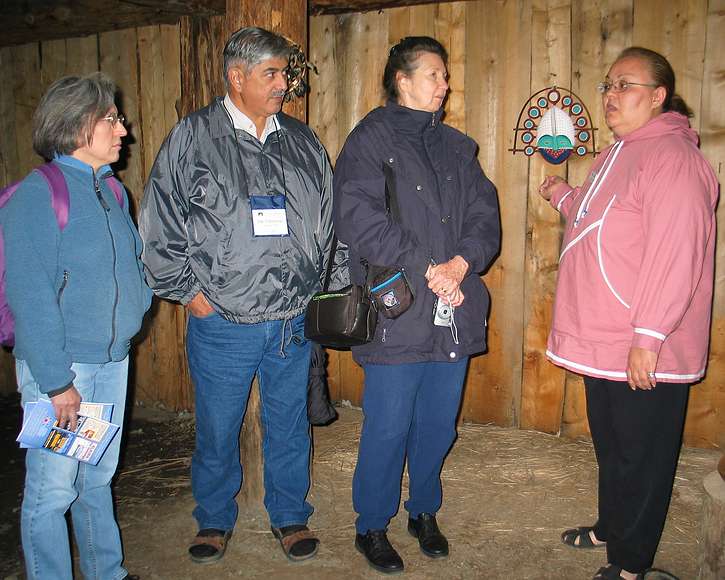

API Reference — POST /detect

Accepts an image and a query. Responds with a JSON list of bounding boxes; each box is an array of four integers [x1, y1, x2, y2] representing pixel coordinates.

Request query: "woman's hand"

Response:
[[187, 291, 215, 318], [51, 386, 82, 431], [426, 256, 468, 307], [626, 347, 658, 390], [538, 175, 565, 201]]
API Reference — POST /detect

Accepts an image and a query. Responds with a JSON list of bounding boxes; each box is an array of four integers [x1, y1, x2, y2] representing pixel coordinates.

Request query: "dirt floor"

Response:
[[0, 395, 719, 580]]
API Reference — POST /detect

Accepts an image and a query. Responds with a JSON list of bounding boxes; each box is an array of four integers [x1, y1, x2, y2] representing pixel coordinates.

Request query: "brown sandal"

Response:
[[271, 525, 320, 561], [188, 528, 232, 564]]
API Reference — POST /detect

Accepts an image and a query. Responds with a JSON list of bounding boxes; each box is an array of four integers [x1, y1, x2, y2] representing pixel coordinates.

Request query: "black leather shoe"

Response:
[[355, 529, 404, 574], [408, 513, 449, 558]]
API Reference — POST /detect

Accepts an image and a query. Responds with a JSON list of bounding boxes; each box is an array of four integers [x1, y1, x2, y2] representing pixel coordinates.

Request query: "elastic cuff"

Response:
[[549, 181, 573, 209], [631, 330, 666, 355], [46, 384, 72, 398], [180, 281, 203, 305]]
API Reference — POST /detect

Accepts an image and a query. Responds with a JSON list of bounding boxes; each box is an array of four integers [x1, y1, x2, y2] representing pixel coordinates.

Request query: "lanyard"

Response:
[[221, 101, 288, 199]]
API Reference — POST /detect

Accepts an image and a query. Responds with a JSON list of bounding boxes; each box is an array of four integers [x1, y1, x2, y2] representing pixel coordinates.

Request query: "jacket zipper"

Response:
[[95, 175, 119, 360], [58, 270, 69, 304]]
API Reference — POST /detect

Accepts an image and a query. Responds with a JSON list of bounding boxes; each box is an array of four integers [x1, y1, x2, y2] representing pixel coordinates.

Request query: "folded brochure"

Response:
[[17, 399, 119, 465]]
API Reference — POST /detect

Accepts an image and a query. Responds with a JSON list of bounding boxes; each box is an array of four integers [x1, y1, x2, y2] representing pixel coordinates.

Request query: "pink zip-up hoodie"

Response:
[[547, 112, 719, 383]]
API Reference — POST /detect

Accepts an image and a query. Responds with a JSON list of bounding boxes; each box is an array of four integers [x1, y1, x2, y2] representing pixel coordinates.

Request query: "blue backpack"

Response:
[[0, 162, 123, 346]]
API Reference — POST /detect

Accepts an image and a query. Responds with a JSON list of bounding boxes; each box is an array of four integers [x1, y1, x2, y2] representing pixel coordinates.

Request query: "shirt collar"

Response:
[[54, 155, 112, 178], [223, 94, 278, 144]]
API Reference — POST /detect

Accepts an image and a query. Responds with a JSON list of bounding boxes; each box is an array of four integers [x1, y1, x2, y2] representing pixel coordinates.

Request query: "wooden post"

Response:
[[224, 0, 308, 510], [697, 459, 725, 579]]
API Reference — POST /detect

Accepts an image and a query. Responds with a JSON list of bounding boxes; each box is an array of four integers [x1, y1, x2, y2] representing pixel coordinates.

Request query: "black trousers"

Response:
[[584, 376, 689, 573]]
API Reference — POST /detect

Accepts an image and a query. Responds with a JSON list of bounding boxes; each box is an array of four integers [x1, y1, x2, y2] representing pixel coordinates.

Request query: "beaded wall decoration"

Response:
[[510, 87, 598, 164]]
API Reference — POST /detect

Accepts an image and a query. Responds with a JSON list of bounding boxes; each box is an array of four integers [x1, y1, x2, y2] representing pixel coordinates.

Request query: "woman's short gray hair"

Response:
[[223, 26, 291, 87], [33, 73, 117, 160]]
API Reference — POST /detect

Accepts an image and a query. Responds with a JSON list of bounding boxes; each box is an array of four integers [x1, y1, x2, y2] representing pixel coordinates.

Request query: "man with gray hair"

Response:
[[140, 27, 333, 563]]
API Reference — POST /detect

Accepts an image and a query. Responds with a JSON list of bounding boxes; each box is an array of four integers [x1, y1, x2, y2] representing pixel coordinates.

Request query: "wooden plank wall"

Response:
[[0, 1, 721, 448], [0, 24, 194, 409], [309, 0, 724, 448]]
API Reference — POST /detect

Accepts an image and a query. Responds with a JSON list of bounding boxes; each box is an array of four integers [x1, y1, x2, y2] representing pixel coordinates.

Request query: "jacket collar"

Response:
[[210, 97, 289, 145], [53, 155, 113, 179], [384, 99, 444, 136]]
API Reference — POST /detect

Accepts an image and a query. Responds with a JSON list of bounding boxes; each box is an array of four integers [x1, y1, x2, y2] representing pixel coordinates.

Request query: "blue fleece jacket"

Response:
[[1, 156, 152, 393]]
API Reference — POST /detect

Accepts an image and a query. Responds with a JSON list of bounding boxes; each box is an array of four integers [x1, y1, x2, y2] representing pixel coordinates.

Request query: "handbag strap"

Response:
[[381, 161, 401, 223], [321, 235, 338, 292]]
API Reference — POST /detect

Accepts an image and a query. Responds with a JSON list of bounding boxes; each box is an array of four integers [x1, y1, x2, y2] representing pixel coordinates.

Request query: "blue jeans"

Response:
[[187, 312, 313, 531], [353, 359, 468, 533], [18, 357, 130, 580]]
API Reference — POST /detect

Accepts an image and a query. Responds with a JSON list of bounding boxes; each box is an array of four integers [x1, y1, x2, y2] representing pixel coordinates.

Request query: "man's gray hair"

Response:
[[33, 73, 117, 160], [223, 26, 291, 87]]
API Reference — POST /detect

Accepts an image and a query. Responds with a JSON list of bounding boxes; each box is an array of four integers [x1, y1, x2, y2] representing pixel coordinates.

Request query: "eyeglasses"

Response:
[[100, 113, 126, 127], [596, 79, 659, 94]]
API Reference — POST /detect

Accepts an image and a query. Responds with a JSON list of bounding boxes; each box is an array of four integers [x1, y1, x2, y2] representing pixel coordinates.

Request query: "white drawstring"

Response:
[[278, 317, 293, 358], [574, 141, 623, 227], [449, 305, 459, 345]]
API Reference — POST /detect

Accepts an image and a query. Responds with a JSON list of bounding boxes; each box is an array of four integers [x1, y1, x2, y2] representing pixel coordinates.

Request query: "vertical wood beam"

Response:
[[520, 0, 571, 433]]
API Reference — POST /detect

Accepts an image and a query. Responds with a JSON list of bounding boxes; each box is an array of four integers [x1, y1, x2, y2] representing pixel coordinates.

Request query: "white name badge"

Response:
[[250, 194, 289, 237]]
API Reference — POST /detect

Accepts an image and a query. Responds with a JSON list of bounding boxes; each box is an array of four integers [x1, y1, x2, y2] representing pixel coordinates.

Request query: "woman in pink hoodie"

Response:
[[539, 47, 718, 580]]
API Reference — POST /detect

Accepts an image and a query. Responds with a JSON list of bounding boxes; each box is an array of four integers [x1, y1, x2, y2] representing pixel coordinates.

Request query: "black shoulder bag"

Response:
[[304, 236, 377, 348]]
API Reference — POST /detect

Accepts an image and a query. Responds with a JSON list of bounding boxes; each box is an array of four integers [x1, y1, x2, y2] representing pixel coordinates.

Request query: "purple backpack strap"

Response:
[[36, 163, 70, 230], [105, 176, 125, 209]]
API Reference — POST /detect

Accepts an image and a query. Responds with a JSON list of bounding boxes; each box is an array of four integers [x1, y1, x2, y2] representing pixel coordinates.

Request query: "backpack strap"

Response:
[[4, 163, 124, 233], [105, 176, 125, 209], [35, 163, 70, 231]]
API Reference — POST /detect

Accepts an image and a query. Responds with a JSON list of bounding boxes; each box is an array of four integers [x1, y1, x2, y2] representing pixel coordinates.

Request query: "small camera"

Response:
[[432, 297, 453, 327]]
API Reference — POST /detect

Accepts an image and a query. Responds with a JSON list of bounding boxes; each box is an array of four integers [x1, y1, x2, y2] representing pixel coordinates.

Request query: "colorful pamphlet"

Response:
[[17, 399, 119, 465]]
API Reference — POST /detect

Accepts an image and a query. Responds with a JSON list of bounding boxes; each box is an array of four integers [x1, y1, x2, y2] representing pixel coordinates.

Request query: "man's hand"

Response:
[[50, 386, 82, 431], [187, 292, 214, 318], [626, 347, 658, 390], [426, 256, 468, 307]]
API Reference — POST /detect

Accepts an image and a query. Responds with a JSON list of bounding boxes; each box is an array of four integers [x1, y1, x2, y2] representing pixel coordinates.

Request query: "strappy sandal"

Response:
[[271, 524, 320, 561], [593, 565, 643, 580], [643, 569, 679, 580], [561, 526, 606, 549], [188, 528, 232, 564]]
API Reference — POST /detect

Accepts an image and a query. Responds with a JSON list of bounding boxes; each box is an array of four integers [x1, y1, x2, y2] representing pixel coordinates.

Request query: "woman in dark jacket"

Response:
[[333, 36, 500, 574]]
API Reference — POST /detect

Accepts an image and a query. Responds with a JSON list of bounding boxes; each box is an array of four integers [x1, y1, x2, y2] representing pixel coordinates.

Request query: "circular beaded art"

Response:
[[510, 86, 598, 164]]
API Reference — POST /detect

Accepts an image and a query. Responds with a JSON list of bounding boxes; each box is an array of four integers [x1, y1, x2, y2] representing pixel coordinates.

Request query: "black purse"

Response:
[[368, 266, 414, 319], [304, 237, 377, 348]]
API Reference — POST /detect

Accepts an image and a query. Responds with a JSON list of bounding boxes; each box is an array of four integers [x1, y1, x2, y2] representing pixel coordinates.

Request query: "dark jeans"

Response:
[[353, 359, 468, 533], [187, 312, 313, 531], [584, 376, 689, 573]]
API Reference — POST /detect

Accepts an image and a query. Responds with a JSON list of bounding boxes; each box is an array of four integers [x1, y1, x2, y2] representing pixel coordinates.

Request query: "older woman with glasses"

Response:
[[1, 73, 151, 580], [539, 47, 718, 580]]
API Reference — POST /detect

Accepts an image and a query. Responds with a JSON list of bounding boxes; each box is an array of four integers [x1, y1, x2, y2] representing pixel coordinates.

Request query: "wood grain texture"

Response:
[[461, 0, 530, 426], [226, 0, 308, 122], [632, 0, 708, 128], [133, 24, 190, 411], [179, 15, 225, 118], [0, 0, 224, 48], [685, 0, 724, 449], [520, 0, 571, 433], [11, 44, 43, 177], [310, 0, 471, 15]]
